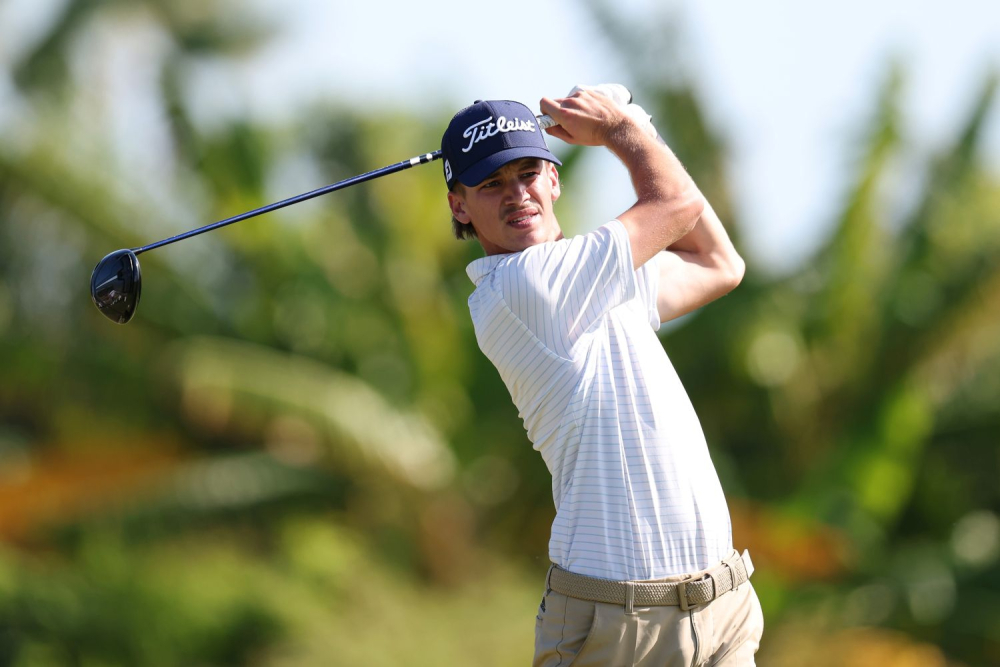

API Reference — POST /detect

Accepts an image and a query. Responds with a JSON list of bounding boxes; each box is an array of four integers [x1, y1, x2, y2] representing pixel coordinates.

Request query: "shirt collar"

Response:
[[466, 253, 510, 285]]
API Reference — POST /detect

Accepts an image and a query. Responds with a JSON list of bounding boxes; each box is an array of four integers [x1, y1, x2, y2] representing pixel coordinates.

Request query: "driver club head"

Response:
[[91, 249, 141, 324]]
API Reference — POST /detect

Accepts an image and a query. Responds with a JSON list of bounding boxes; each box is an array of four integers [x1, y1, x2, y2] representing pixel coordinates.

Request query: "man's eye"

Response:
[[521, 171, 539, 179], [482, 180, 500, 189]]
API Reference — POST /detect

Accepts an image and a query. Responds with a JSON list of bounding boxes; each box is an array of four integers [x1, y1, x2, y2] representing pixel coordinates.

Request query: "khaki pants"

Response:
[[533, 555, 764, 666]]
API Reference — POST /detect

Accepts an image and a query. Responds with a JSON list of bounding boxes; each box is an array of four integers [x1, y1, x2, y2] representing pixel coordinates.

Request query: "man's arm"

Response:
[[539, 90, 743, 322], [654, 198, 744, 323], [540, 90, 704, 270]]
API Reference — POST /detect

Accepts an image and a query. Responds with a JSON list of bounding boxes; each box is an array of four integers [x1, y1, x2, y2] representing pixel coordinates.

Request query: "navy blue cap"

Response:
[[441, 99, 561, 189]]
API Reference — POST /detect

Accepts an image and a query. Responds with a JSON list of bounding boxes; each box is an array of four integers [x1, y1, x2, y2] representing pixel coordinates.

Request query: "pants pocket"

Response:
[[533, 591, 599, 667]]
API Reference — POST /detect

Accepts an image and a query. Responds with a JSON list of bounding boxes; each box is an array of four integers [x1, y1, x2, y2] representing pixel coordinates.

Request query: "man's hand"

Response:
[[539, 90, 631, 147]]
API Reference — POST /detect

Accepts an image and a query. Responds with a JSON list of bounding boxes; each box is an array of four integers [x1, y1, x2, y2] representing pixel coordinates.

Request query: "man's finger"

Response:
[[539, 96, 567, 119], [544, 125, 573, 142]]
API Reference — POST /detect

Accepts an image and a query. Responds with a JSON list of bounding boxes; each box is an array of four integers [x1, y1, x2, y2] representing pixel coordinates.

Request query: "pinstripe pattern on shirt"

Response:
[[466, 220, 732, 580]]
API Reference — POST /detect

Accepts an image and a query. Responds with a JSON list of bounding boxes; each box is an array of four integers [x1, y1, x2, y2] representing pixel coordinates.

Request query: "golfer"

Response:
[[441, 88, 763, 666]]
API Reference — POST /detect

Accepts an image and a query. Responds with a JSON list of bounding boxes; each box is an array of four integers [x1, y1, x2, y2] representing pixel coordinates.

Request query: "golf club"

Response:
[[90, 150, 442, 324], [91, 85, 632, 324]]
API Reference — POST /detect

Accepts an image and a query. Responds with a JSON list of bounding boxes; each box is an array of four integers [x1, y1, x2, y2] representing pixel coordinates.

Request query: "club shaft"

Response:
[[133, 150, 443, 255], [129, 109, 562, 256]]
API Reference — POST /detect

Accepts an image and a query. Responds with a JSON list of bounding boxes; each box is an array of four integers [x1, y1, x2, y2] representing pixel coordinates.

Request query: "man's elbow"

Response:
[[721, 252, 745, 293], [707, 247, 744, 297]]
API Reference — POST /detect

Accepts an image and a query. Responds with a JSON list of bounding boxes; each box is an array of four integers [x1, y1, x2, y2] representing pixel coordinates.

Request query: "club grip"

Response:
[[536, 83, 633, 129]]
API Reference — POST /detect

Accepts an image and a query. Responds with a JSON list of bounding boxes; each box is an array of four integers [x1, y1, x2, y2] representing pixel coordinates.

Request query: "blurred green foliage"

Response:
[[1, 1, 999, 665]]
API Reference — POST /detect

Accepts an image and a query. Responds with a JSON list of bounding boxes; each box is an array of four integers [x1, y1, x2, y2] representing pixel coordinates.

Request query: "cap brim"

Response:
[[456, 147, 562, 188]]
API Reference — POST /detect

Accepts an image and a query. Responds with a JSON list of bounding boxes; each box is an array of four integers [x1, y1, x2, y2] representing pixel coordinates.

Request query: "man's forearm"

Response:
[[652, 193, 745, 323], [605, 121, 692, 206], [605, 120, 705, 269], [614, 111, 737, 271], [666, 197, 742, 264]]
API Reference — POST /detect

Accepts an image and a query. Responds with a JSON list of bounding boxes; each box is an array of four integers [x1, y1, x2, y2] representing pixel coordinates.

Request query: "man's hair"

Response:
[[449, 183, 478, 240]]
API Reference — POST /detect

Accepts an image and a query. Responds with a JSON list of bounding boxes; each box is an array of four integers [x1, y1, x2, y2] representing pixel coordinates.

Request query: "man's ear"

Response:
[[448, 190, 472, 224], [548, 164, 561, 202]]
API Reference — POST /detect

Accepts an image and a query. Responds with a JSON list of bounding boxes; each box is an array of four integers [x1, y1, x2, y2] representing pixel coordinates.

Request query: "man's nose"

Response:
[[501, 179, 528, 202]]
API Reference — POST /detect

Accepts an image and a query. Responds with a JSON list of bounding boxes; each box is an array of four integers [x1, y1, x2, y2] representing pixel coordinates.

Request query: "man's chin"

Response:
[[508, 232, 545, 252], [512, 220, 559, 245]]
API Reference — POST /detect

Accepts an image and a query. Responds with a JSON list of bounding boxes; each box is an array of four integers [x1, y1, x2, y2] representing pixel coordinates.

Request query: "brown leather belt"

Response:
[[548, 550, 753, 613]]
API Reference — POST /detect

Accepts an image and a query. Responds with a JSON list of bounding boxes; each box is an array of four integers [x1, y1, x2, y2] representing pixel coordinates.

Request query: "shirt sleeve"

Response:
[[494, 219, 636, 357]]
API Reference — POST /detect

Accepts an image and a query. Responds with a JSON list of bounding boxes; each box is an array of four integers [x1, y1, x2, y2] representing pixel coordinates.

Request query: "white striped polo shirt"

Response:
[[466, 219, 732, 581]]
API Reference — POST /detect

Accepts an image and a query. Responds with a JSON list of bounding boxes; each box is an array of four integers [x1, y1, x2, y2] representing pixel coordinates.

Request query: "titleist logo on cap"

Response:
[[461, 116, 537, 153]]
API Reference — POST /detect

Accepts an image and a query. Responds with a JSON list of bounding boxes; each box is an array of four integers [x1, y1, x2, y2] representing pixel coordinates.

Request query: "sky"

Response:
[[3, 0, 999, 274], [226, 0, 1000, 272]]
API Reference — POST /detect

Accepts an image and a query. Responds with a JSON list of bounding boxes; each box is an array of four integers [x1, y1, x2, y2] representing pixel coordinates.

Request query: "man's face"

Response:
[[448, 158, 562, 255]]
